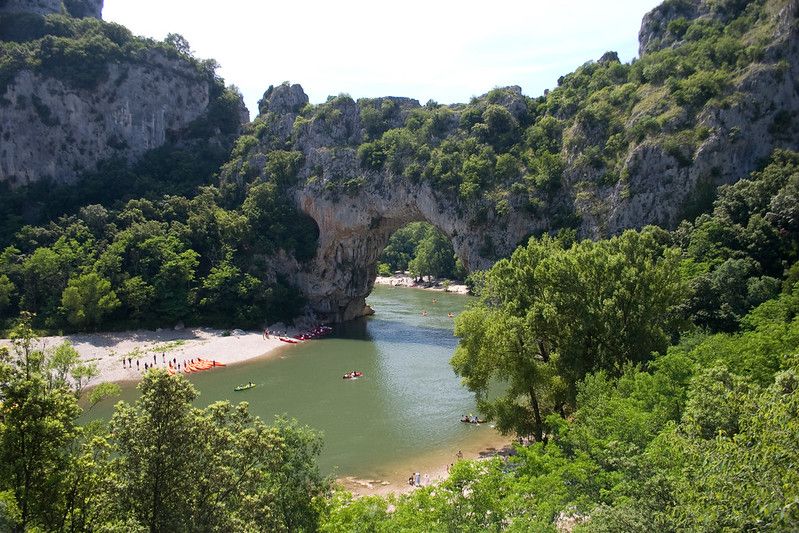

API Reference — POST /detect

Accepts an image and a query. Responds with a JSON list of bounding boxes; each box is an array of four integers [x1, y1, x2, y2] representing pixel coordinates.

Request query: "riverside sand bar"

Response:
[[0, 327, 288, 385]]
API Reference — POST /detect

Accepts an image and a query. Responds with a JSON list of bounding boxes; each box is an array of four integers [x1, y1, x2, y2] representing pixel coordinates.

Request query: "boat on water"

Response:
[[342, 371, 363, 379], [234, 382, 256, 391], [279, 337, 300, 344], [460, 416, 486, 424]]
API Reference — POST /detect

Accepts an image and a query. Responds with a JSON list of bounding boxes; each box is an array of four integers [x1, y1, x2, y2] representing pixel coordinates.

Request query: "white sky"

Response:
[[103, 0, 662, 119]]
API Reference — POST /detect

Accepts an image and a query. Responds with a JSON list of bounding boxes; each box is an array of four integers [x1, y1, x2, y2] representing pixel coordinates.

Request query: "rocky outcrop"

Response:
[[236, 84, 547, 322], [235, 1, 799, 324], [0, 50, 246, 187], [0, 0, 103, 18], [604, 0, 799, 235]]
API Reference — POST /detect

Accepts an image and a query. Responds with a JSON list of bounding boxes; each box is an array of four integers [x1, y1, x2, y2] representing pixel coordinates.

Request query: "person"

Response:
[[432, 298, 437, 304], [152, 354, 156, 364], [136, 360, 140, 370], [408, 475, 414, 486], [128, 357, 132, 367], [162, 353, 165, 363], [423, 473, 430, 486], [456, 450, 463, 460], [414, 472, 420, 486]]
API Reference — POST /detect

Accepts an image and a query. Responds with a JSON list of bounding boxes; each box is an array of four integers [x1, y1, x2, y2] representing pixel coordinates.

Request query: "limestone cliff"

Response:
[[0, 53, 245, 187], [0, 0, 102, 19], [0, 8, 247, 187], [224, 0, 799, 324]]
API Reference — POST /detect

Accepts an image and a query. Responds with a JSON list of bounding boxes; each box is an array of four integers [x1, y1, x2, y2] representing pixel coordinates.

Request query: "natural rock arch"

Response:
[[293, 174, 543, 322], [224, 83, 553, 323]]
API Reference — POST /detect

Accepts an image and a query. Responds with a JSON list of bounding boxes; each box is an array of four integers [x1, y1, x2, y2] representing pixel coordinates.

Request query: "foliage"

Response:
[[452, 230, 686, 439], [103, 370, 327, 531], [0, 316, 327, 531], [0, 186, 313, 331], [380, 222, 463, 281]]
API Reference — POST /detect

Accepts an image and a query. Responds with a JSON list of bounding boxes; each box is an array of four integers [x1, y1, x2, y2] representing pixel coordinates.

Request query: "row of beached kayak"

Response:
[[278, 325, 334, 344], [166, 358, 226, 376]]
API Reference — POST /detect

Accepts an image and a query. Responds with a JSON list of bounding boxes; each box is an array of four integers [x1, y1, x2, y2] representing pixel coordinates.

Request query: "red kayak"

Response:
[[343, 371, 363, 379], [279, 337, 299, 344]]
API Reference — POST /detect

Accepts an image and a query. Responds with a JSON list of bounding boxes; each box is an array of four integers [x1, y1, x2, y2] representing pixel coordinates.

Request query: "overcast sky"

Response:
[[103, 0, 662, 118]]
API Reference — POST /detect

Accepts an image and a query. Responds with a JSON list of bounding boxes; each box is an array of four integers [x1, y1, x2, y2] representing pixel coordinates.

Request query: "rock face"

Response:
[[240, 84, 548, 322], [0, 50, 245, 187], [600, 0, 799, 236], [237, 1, 799, 324], [0, 0, 103, 18]]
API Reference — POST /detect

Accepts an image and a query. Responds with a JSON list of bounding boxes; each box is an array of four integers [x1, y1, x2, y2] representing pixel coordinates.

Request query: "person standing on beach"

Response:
[[128, 357, 132, 367], [414, 472, 420, 486], [136, 360, 139, 370], [423, 473, 430, 486]]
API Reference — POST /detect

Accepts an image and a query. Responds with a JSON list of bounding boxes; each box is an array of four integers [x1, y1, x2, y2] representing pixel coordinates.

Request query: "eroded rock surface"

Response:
[[232, 0, 799, 323], [0, 51, 247, 187]]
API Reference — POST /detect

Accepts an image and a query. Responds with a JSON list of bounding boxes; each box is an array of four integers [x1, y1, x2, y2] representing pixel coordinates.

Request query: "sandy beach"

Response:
[[0, 327, 291, 387], [337, 428, 513, 497], [374, 275, 470, 295]]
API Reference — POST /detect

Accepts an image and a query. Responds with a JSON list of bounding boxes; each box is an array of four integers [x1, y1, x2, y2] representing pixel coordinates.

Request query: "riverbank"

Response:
[[374, 274, 470, 295], [0, 327, 289, 387], [338, 428, 513, 497]]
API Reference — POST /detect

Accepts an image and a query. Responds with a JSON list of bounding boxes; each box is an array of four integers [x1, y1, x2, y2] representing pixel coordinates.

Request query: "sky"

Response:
[[103, 0, 662, 119]]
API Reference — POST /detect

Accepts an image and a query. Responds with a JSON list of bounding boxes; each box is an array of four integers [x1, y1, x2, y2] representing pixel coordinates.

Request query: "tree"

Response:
[[164, 33, 191, 56], [119, 276, 156, 320], [408, 229, 455, 281], [0, 274, 15, 316], [452, 231, 686, 439], [0, 315, 104, 532], [105, 371, 327, 531], [61, 272, 121, 328]]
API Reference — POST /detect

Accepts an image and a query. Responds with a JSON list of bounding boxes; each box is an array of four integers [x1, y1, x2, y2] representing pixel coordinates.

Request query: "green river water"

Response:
[[87, 285, 500, 481]]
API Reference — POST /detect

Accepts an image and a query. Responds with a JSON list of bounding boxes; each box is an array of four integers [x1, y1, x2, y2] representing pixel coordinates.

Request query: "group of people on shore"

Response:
[[408, 449, 464, 488], [408, 472, 431, 487], [121, 353, 202, 373]]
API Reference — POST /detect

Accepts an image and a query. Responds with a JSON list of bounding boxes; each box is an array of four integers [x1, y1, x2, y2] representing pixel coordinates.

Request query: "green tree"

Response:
[[0, 315, 107, 532], [105, 371, 327, 531], [0, 274, 15, 316], [61, 272, 121, 328], [452, 231, 686, 439], [408, 230, 455, 281]]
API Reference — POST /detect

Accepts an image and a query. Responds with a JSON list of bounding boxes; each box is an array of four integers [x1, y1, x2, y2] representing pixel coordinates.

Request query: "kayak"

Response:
[[343, 371, 363, 379], [279, 337, 299, 344], [234, 383, 256, 391]]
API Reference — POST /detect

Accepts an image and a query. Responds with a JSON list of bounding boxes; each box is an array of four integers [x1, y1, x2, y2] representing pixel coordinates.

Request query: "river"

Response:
[[85, 285, 502, 483]]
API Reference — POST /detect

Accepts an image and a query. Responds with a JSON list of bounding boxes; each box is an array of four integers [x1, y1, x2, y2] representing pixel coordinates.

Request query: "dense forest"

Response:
[[2, 0, 799, 530], [378, 222, 466, 281]]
